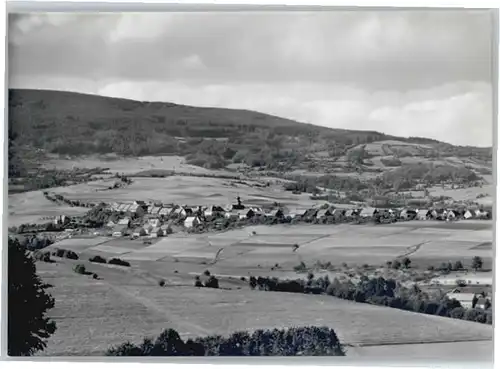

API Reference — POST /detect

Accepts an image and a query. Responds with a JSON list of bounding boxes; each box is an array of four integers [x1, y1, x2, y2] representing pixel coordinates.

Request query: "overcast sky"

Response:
[[8, 11, 494, 147]]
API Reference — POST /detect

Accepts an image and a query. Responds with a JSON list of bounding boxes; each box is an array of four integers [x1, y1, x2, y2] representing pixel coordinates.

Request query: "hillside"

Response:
[[8, 89, 492, 190]]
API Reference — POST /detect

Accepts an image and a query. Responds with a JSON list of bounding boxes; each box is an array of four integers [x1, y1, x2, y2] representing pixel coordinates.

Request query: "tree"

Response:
[[402, 257, 411, 269], [453, 260, 464, 271], [8, 238, 56, 356], [472, 256, 483, 272]]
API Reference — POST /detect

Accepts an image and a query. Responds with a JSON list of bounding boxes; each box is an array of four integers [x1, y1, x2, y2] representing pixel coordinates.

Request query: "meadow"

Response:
[[36, 259, 493, 357]]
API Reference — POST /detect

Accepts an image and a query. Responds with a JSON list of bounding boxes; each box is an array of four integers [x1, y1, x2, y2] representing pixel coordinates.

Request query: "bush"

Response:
[[33, 251, 52, 263], [106, 326, 345, 356], [240, 276, 246, 282], [204, 276, 219, 289], [92, 273, 99, 280], [194, 276, 203, 288], [73, 264, 86, 275], [158, 279, 166, 287], [89, 255, 107, 264], [108, 258, 130, 267], [65, 250, 79, 260], [203, 270, 211, 276]]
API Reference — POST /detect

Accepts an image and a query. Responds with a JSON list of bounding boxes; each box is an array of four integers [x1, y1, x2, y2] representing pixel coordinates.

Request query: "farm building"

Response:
[[184, 216, 202, 228], [204, 205, 226, 218], [112, 226, 128, 238], [149, 227, 164, 238], [360, 207, 378, 218], [133, 227, 146, 237], [417, 209, 431, 220], [446, 291, 477, 309]]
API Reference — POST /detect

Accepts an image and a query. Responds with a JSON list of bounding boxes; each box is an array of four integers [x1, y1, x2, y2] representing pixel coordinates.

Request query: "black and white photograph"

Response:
[[5, 7, 496, 364]]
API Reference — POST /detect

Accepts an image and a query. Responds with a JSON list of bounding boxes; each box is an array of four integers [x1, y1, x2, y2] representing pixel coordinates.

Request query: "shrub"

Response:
[[73, 264, 86, 275], [106, 326, 345, 356], [33, 251, 52, 263], [89, 255, 107, 264], [240, 276, 246, 281], [294, 261, 307, 272], [203, 270, 211, 276], [204, 276, 219, 289], [194, 276, 203, 288], [65, 250, 79, 260], [158, 279, 166, 287], [92, 273, 99, 280], [108, 258, 130, 267]]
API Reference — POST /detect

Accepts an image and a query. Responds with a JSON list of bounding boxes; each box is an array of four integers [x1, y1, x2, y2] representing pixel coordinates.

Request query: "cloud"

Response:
[[7, 11, 494, 146]]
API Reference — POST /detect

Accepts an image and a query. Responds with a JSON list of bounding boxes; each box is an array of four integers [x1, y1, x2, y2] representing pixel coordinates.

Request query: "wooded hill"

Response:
[[8, 88, 492, 174]]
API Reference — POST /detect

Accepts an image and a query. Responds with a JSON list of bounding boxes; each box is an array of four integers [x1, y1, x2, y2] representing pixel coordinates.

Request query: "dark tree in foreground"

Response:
[[8, 238, 56, 356]]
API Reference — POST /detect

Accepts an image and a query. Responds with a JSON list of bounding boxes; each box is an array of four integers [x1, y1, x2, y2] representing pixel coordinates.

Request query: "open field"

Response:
[[43, 175, 323, 209], [36, 259, 493, 357], [46, 220, 493, 277], [8, 190, 89, 227]]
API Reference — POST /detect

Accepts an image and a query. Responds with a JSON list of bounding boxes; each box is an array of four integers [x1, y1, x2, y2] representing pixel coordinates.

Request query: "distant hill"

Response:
[[8, 88, 492, 173]]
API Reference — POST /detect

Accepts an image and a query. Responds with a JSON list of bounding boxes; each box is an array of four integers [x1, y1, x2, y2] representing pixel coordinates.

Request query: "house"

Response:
[[446, 210, 457, 221], [316, 208, 331, 220], [147, 205, 154, 214], [463, 210, 474, 220], [128, 201, 147, 216], [330, 208, 344, 221], [117, 218, 131, 227], [417, 209, 431, 220], [111, 202, 120, 211], [224, 211, 240, 220], [446, 292, 477, 308], [106, 220, 117, 228], [184, 216, 202, 228], [132, 227, 146, 237], [143, 223, 153, 235], [360, 207, 378, 218], [112, 225, 128, 238], [149, 227, 164, 238], [344, 209, 354, 218], [287, 207, 309, 219], [475, 297, 491, 309], [400, 209, 417, 220], [265, 209, 284, 219], [475, 209, 490, 219], [159, 207, 172, 217], [148, 218, 162, 228]]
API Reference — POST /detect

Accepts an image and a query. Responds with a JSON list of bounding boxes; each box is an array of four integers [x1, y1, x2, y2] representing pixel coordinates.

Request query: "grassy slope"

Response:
[[36, 258, 492, 356]]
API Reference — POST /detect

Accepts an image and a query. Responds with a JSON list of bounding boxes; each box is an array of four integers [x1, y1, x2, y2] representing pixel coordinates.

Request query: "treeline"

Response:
[[106, 326, 345, 356], [248, 275, 492, 325]]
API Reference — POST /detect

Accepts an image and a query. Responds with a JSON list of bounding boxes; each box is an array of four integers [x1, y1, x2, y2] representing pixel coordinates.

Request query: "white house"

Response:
[[184, 216, 202, 228], [159, 207, 172, 217], [464, 210, 474, 219]]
